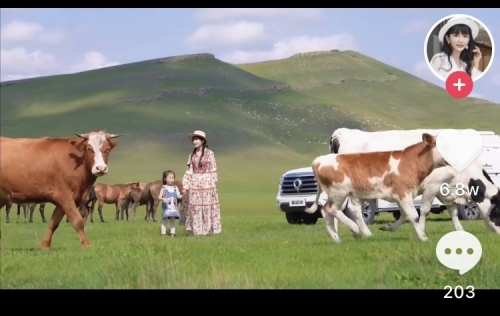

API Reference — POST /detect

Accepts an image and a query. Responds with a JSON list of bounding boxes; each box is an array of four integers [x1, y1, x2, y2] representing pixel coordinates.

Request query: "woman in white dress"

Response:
[[430, 16, 483, 81]]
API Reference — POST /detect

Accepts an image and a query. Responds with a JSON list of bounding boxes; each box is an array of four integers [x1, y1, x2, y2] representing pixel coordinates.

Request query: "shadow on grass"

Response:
[[1, 247, 40, 252], [373, 217, 456, 225]]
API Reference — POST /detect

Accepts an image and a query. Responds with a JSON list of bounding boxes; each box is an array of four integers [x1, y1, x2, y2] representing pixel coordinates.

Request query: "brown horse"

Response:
[[87, 182, 140, 222], [2, 202, 46, 223], [121, 182, 150, 222]]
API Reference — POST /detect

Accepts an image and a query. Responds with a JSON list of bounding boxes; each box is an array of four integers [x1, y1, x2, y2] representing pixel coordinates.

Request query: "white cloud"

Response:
[[223, 34, 357, 64], [413, 60, 431, 75], [468, 92, 484, 99], [185, 21, 267, 47], [194, 8, 324, 22], [1, 19, 65, 44], [0, 47, 56, 74], [400, 20, 431, 34], [2, 73, 42, 81], [69, 51, 119, 73]]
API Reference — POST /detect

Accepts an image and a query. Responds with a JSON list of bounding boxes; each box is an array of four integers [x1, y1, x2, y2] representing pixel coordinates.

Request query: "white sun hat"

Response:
[[188, 130, 209, 144], [438, 15, 480, 43]]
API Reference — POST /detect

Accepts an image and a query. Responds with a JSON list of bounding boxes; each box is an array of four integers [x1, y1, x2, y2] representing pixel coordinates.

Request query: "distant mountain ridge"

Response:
[[1, 49, 498, 185]]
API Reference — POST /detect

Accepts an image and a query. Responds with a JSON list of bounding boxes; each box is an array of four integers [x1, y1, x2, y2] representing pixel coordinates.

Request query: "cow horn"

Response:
[[109, 133, 122, 138], [75, 133, 88, 139]]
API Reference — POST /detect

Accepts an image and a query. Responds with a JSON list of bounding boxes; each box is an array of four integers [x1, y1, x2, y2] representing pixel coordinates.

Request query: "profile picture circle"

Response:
[[424, 14, 495, 82]]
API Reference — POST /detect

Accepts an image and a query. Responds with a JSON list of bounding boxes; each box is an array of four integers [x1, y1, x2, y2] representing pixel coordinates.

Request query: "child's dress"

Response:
[[161, 185, 181, 219]]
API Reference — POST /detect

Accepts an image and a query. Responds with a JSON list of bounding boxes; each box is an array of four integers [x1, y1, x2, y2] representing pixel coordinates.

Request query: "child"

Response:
[[158, 170, 183, 238]]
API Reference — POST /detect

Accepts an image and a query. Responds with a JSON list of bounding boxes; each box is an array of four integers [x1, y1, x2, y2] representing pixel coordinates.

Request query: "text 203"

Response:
[[444, 285, 475, 298]]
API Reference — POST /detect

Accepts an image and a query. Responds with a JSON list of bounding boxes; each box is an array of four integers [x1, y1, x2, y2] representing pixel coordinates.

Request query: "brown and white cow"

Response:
[[305, 133, 446, 243], [0, 130, 121, 249]]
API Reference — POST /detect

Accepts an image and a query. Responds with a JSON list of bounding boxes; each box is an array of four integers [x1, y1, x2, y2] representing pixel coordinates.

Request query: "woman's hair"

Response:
[[162, 170, 175, 185], [190, 136, 208, 168], [440, 23, 477, 76]]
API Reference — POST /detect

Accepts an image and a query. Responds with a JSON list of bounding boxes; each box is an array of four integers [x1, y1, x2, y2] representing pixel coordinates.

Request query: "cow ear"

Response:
[[109, 140, 118, 149], [69, 139, 85, 151], [422, 133, 435, 147]]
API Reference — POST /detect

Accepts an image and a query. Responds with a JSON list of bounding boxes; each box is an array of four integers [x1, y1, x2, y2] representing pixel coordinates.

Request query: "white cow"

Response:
[[327, 127, 500, 235]]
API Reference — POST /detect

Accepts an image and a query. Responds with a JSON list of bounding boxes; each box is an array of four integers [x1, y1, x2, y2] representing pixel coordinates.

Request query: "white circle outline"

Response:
[[424, 13, 495, 83]]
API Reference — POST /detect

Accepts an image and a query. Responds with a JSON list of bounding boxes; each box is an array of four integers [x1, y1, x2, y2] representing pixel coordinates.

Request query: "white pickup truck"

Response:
[[276, 131, 500, 225]]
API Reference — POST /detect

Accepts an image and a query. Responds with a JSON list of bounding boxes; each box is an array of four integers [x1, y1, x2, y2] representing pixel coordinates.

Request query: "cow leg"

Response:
[[41, 206, 66, 250], [444, 204, 464, 232], [325, 199, 362, 241], [321, 207, 341, 243], [417, 192, 436, 235], [477, 201, 500, 234], [399, 197, 427, 241], [349, 199, 373, 237], [63, 200, 91, 248]]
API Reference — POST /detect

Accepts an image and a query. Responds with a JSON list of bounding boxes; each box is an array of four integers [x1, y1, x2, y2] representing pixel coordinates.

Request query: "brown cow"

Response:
[[87, 182, 140, 222], [305, 133, 446, 243], [0, 131, 121, 249]]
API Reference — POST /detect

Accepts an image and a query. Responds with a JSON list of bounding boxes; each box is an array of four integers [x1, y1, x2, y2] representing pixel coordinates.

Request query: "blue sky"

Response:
[[1, 8, 499, 104]]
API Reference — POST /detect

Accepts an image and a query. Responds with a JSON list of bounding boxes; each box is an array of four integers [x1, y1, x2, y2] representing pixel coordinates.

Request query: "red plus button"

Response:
[[446, 71, 473, 98]]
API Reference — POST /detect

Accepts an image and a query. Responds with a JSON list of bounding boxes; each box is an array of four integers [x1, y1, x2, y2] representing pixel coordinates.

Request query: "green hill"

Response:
[[1, 50, 499, 205]]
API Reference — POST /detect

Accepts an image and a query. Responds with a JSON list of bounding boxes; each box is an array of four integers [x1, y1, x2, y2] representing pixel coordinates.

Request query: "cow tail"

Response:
[[304, 188, 321, 213]]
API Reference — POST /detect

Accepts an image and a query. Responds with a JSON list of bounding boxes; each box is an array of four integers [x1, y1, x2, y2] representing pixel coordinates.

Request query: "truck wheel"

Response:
[[457, 202, 480, 221], [393, 209, 421, 221], [361, 200, 376, 225], [285, 212, 303, 224], [302, 212, 318, 225], [345, 200, 376, 225]]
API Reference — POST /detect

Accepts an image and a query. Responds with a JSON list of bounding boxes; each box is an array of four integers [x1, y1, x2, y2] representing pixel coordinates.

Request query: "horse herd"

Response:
[[2, 178, 185, 225]]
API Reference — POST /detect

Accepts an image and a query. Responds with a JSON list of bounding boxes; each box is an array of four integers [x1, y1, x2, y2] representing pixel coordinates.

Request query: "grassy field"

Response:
[[1, 201, 499, 289], [1, 50, 500, 289]]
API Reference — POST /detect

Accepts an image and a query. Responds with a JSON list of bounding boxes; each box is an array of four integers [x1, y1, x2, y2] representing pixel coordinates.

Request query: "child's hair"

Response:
[[162, 170, 176, 185]]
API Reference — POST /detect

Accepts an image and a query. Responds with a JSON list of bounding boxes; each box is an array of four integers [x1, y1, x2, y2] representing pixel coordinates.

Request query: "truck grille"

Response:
[[281, 172, 318, 195]]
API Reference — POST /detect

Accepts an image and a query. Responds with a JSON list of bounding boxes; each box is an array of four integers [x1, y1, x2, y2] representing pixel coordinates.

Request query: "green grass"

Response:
[[1, 206, 499, 289]]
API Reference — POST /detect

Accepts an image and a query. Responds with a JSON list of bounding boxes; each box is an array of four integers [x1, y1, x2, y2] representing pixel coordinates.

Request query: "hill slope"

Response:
[[1, 50, 499, 196]]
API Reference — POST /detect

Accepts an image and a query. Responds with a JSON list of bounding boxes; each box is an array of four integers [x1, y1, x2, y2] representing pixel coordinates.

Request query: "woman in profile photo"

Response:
[[430, 15, 483, 80]]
